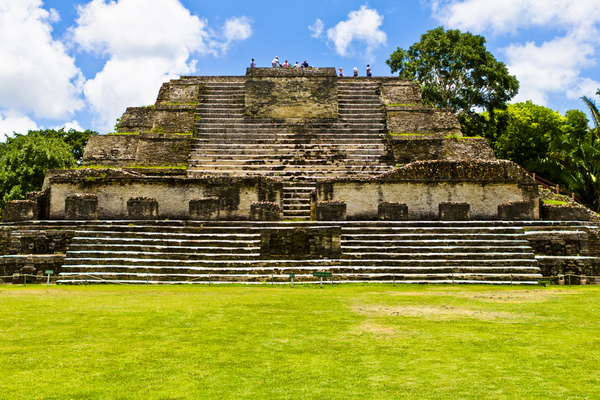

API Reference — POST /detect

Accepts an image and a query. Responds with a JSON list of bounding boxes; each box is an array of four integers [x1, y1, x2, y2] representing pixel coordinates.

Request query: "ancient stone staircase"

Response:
[[58, 221, 541, 284], [188, 79, 394, 219]]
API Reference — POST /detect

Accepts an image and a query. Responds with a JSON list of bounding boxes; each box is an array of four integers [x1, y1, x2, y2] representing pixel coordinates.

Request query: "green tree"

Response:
[[492, 101, 566, 167], [0, 132, 77, 207], [386, 27, 519, 121], [527, 93, 600, 210]]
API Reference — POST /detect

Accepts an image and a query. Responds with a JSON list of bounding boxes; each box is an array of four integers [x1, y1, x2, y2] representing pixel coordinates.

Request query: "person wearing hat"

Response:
[[338, 68, 344, 77], [272, 56, 281, 68]]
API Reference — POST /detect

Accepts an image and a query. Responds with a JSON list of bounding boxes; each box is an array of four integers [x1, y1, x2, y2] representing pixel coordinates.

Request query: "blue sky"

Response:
[[2, 0, 600, 136]]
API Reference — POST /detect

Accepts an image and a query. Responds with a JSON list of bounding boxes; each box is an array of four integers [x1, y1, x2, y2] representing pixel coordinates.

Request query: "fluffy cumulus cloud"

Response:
[[309, 19, 324, 38], [428, 0, 600, 105], [0, 0, 84, 136], [70, 0, 252, 132], [327, 6, 387, 60], [0, 112, 39, 138]]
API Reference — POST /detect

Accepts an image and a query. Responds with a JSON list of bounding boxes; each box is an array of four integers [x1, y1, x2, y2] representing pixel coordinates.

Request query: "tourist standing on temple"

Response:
[[294, 62, 300, 68], [366, 65, 372, 77], [282, 60, 290, 68], [353, 67, 358, 77], [272, 56, 281, 67], [338, 68, 344, 77], [250, 59, 256, 68]]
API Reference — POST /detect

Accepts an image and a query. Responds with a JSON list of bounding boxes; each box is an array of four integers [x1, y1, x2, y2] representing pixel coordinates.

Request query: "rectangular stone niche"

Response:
[[65, 194, 98, 220], [316, 201, 346, 221], [250, 201, 281, 221], [260, 226, 342, 259], [498, 201, 534, 221], [439, 202, 470, 221], [127, 197, 158, 220], [378, 202, 408, 221], [3, 200, 37, 222], [189, 197, 220, 220]]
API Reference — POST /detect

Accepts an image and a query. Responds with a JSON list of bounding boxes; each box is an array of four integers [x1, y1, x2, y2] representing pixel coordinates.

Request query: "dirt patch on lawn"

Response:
[[353, 304, 520, 321], [385, 289, 578, 303]]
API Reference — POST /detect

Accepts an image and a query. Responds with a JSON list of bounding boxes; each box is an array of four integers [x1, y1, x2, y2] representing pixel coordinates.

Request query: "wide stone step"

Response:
[[70, 237, 260, 247], [191, 150, 385, 158], [342, 237, 530, 244], [67, 243, 261, 254], [57, 273, 540, 285], [341, 245, 534, 253], [192, 136, 385, 143], [342, 252, 535, 260], [61, 257, 539, 269], [188, 159, 385, 167], [191, 142, 385, 149], [65, 250, 261, 260], [60, 263, 541, 276], [186, 164, 391, 172]]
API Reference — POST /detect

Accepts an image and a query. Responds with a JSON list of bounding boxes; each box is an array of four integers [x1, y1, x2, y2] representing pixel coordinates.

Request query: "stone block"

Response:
[[3, 200, 37, 222], [378, 202, 408, 220], [65, 194, 98, 220], [250, 201, 281, 221], [260, 226, 341, 259], [541, 203, 590, 221], [127, 197, 158, 220], [439, 202, 470, 221], [498, 201, 534, 221], [316, 201, 346, 221], [189, 197, 220, 220]]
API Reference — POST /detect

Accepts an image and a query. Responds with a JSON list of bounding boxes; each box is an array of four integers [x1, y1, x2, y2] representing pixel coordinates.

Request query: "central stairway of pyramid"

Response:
[[188, 73, 393, 219]]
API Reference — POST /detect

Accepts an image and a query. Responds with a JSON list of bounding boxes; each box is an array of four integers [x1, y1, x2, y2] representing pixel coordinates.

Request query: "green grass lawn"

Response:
[[1, 284, 599, 399]]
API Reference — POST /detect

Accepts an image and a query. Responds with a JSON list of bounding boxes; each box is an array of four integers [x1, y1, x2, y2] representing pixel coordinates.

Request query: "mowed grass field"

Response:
[[1, 284, 599, 399]]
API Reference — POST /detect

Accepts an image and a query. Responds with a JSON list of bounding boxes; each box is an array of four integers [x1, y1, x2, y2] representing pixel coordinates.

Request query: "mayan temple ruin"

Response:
[[2, 68, 599, 285]]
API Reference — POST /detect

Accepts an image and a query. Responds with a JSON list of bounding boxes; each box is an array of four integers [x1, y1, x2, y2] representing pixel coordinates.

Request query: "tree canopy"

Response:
[[0, 128, 97, 208], [386, 27, 519, 117]]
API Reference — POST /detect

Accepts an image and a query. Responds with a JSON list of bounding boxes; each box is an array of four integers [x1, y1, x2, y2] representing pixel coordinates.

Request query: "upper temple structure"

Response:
[[2, 68, 599, 285]]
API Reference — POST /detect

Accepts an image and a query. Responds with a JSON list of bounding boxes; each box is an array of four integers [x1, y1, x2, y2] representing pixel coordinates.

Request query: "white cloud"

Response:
[[0, 0, 84, 121], [0, 111, 39, 138], [70, 0, 253, 132], [309, 19, 324, 38], [430, 0, 600, 34], [53, 121, 85, 132], [505, 32, 598, 104], [327, 6, 387, 60], [428, 0, 600, 107], [222, 17, 253, 52]]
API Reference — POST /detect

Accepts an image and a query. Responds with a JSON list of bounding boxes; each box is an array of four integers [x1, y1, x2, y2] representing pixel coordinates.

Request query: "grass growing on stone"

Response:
[[543, 199, 570, 205], [1, 285, 599, 399]]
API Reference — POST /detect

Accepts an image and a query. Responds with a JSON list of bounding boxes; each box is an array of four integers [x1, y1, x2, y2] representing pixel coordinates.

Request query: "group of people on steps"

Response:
[[250, 57, 372, 77]]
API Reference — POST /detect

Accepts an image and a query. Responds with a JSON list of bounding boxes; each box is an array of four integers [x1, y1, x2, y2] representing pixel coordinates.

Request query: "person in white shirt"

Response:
[[272, 57, 280, 67], [250, 59, 256, 68], [353, 67, 358, 77], [338, 68, 344, 77], [293, 62, 300, 68]]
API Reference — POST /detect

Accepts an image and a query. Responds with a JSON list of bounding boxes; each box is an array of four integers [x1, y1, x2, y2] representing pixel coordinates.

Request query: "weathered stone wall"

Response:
[[379, 79, 423, 105], [314, 181, 535, 220], [386, 106, 462, 136], [312, 160, 539, 220], [82, 135, 139, 167], [244, 68, 338, 119], [444, 137, 496, 160], [383, 135, 495, 165], [115, 109, 189, 133], [49, 170, 283, 220], [260, 226, 341, 259], [383, 135, 446, 164], [82, 133, 192, 167]]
